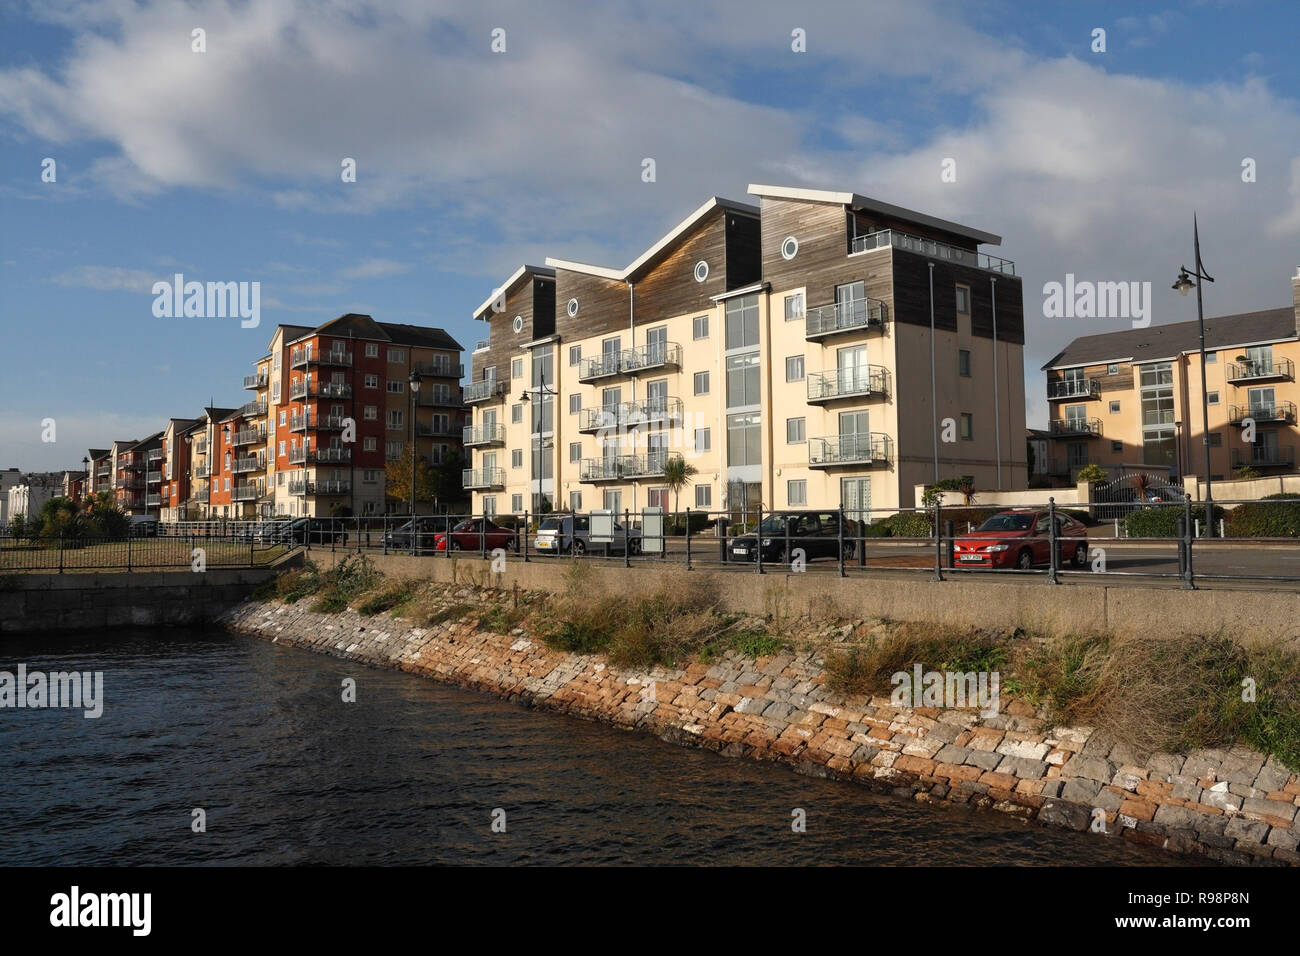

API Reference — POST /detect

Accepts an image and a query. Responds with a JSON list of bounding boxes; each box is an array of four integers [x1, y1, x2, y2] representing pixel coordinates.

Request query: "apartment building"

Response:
[[184, 408, 233, 518], [464, 186, 1026, 520], [158, 418, 198, 521], [1040, 269, 1300, 483]]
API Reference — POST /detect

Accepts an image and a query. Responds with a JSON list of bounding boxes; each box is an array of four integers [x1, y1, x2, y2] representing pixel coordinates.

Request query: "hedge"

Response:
[[1226, 496, 1300, 538], [1124, 504, 1223, 538]]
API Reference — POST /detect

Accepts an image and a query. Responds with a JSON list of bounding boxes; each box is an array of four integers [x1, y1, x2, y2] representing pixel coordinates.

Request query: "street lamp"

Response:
[[520, 369, 557, 515], [1173, 420, 1183, 481], [408, 370, 422, 517], [1171, 214, 1216, 536], [81, 456, 89, 503]]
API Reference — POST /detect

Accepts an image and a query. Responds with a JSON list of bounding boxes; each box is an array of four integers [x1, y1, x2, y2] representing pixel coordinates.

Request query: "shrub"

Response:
[[1075, 463, 1108, 484], [824, 646, 874, 696], [664, 511, 714, 536], [357, 579, 417, 616], [733, 629, 784, 659], [310, 553, 380, 612], [1124, 503, 1222, 538], [863, 511, 931, 538], [1225, 498, 1300, 538]]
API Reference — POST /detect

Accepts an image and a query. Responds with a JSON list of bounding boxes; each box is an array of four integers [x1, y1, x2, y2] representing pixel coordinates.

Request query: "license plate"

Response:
[[538, 540, 550, 548], [733, 547, 748, 555], [959, 554, 984, 562]]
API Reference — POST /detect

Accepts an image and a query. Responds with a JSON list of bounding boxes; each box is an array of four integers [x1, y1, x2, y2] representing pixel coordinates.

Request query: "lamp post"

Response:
[[1174, 420, 1183, 482], [520, 369, 557, 515], [1171, 214, 1216, 536], [81, 456, 89, 503], [409, 370, 422, 518]]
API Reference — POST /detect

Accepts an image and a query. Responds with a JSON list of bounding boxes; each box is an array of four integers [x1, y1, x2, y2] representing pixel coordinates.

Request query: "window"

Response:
[[570, 491, 583, 512], [1209, 432, 1222, 447], [695, 484, 711, 507], [569, 442, 582, 463], [511, 358, 523, 379], [726, 352, 761, 406], [693, 315, 709, 340], [694, 371, 710, 395], [955, 285, 970, 314], [569, 393, 581, 414], [278, 440, 286, 457], [279, 410, 287, 426], [1108, 363, 1119, 375], [787, 417, 805, 443], [363, 437, 377, 452], [512, 316, 524, 334], [780, 236, 798, 260], [387, 380, 404, 393], [603, 489, 621, 512], [387, 409, 404, 429], [1207, 391, 1219, 405], [386, 440, 402, 460], [727, 412, 761, 466], [1109, 401, 1121, 414], [512, 494, 523, 512], [958, 350, 971, 377], [364, 374, 378, 389], [724, 294, 759, 350], [1205, 352, 1217, 364], [569, 345, 581, 366], [273, 353, 282, 371], [784, 294, 804, 321], [785, 355, 805, 382], [483, 496, 497, 518], [512, 404, 523, 424], [277, 472, 285, 486], [511, 449, 523, 468], [1111, 440, 1123, 453], [365, 343, 378, 358], [364, 405, 378, 420], [959, 413, 973, 440], [362, 469, 378, 483], [788, 480, 807, 506], [694, 428, 711, 452], [693, 260, 709, 282], [387, 348, 406, 363]]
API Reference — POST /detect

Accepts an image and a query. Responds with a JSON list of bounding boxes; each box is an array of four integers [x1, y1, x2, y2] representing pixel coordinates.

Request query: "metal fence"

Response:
[[228, 495, 1300, 589], [0, 535, 285, 572]]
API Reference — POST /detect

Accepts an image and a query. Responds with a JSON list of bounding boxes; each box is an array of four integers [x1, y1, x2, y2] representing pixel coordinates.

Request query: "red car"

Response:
[[434, 518, 519, 552], [952, 510, 1088, 570]]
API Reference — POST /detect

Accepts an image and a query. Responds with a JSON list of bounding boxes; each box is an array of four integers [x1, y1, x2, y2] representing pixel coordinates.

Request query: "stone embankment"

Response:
[[219, 592, 1300, 865]]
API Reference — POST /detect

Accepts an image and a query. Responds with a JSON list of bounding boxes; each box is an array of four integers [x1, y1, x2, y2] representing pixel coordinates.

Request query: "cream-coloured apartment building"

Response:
[[464, 186, 1028, 521]]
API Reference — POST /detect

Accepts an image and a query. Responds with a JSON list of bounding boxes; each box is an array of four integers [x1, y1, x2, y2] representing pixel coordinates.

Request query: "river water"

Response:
[[0, 628, 1193, 866]]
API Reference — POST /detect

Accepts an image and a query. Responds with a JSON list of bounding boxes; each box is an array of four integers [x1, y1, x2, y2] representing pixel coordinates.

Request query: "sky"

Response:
[[2, 0, 1299, 471]]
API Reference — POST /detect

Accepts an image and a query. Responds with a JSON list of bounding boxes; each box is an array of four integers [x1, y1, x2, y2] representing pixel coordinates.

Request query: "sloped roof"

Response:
[[379, 322, 462, 351], [473, 265, 556, 321]]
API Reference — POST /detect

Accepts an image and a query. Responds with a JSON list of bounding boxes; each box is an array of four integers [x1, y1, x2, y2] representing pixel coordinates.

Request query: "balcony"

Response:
[[291, 347, 352, 368], [461, 467, 505, 490], [579, 453, 680, 482], [806, 366, 890, 404], [1231, 446, 1296, 469], [232, 427, 266, 447], [1225, 358, 1294, 385], [463, 424, 506, 447], [1048, 379, 1101, 401], [464, 378, 508, 404], [416, 390, 463, 409], [622, 342, 682, 375], [290, 446, 352, 465], [233, 481, 265, 502], [232, 455, 266, 474], [290, 412, 347, 431], [146, 493, 162, 507], [578, 398, 682, 433], [288, 479, 351, 496], [239, 399, 268, 419], [1229, 402, 1297, 425], [414, 361, 464, 379], [473, 340, 490, 353], [95, 464, 111, 477], [850, 228, 1016, 275], [147, 448, 164, 462], [243, 372, 268, 390], [1048, 417, 1103, 438], [417, 421, 462, 438], [195, 463, 210, 479], [290, 380, 353, 400], [578, 353, 624, 383], [119, 477, 145, 490], [804, 298, 888, 341], [807, 433, 893, 468], [146, 470, 162, 484], [192, 486, 210, 503]]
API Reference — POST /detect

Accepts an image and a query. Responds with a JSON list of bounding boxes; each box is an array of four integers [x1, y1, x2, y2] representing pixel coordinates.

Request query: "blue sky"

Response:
[[3, 0, 1300, 470]]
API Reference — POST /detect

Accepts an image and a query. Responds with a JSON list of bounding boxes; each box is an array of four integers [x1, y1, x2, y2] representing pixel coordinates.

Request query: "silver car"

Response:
[[534, 514, 641, 555]]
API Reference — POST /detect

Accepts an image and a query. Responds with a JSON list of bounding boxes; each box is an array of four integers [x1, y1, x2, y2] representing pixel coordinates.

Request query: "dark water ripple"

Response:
[[0, 628, 1202, 866]]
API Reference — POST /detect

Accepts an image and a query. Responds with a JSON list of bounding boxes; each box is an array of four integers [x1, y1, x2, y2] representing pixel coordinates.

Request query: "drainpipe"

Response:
[[628, 279, 637, 515], [929, 263, 938, 483], [991, 277, 1002, 489]]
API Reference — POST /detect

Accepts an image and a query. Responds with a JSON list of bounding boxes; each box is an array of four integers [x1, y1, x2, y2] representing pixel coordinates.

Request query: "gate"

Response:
[[1091, 471, 1185, 522]]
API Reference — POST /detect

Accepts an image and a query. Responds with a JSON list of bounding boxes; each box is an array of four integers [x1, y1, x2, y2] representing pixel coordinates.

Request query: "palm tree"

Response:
[[661, 455, 698, 529]]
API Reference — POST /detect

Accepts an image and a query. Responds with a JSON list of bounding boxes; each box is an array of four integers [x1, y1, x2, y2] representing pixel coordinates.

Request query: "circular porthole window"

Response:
[[512, 315, 524, 333], [567, 297, 579, 317], [693, 260, 709, 283], [781, 236, 799, 260]]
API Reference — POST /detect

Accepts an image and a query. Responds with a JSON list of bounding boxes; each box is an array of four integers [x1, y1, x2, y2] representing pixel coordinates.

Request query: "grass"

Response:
[[0, 538, 287, 571]]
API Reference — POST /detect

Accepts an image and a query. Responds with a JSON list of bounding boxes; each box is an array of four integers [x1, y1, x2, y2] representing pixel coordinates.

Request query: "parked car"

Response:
[[534, 514, 642, 555], [382, 516, 453, 552], [242, 519, 291, 543], [127, 515, 159, 538], [727, 510, 859, 563], [433, 518, 519, 552], [951, 510, 1088, 570], [279, 517, 348, 546]]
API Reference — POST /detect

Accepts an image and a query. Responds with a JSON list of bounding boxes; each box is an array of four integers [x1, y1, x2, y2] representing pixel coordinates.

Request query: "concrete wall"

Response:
[[0, 568, 277, 634], [309, 551, 1300, 645]]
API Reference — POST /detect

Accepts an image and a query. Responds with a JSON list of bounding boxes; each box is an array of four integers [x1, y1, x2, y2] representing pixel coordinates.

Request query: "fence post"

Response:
[[1183, 494, 1196, 590], [1047, 497, 1059, 585], [784, 510, 791, 571], [932, 499, 943, 582], [756, 504, 765, 575], [479, 513, 485, 557], [685, 508, 692, 570], [623, 509, 630, 569], [127, 533, 132, 573], [523, 510, 530, 563], [59, 535, 64, 574], [837, 506, 846, 578]]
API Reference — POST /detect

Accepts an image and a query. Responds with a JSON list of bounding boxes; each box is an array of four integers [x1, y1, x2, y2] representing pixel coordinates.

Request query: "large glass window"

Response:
[[726, 413, 761, 467], [724, 294, 759, 350], [726, 353, 761, 407]]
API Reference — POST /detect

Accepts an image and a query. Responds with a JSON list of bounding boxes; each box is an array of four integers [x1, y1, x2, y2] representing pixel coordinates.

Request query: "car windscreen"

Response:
[[452, 521, 473, 531], [977, 514, 1033, 532], [538, 518, 563, 531], [758, 515, 788, 533]]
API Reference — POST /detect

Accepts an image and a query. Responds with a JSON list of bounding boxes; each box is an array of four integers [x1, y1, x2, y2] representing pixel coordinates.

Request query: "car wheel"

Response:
[[450, 540, 462, 552], [507, 537, 518, 552], [630, 539, 641, 556], [1015, 548, 1033, 570], [841, 542, 855, 561], [1072, 543, 1088, 568], [572, 539, 586, 556]]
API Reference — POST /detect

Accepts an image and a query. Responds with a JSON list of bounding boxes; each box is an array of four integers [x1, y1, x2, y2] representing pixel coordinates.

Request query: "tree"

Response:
[[1076, 463, 1108, 484], [1233, 465, 1260, 481], [956, 479, 977, 506], [661, 455, 698, 519], [385, 446, 439, 512]]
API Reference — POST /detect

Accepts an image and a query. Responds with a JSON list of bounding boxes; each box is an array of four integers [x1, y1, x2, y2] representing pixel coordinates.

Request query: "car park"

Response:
[[534, 514, 642, 555], [951, 510, 1088, 570], [727, 510, 860, 563]]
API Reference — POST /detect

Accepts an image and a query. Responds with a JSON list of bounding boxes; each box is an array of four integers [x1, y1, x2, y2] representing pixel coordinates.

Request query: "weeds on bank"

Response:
[[356, 578, 417, 617], [823, 621, 1013, 697]]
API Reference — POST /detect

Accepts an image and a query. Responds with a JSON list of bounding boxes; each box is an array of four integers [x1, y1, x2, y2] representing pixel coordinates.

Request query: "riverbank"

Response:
[[218, 570, 1300, 866]]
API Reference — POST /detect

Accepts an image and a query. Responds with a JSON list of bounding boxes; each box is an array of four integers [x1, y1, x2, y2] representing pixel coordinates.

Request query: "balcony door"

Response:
[[1245, 346, 1274, 376], [1249, 387, 1275, 417], [1064, 404, 1087, 428], [841, 477, 871, 525], [602, 337, 621, 375], [835, 281, 865, 328], [646, 379, 667, 418], [646, 326, 667, 366], [648, 433, 667, 472], [838, 410, 870, 461], [837, 345, 869, 394], [1256, 429, 1279, 464], [482, 452, 498, 477]]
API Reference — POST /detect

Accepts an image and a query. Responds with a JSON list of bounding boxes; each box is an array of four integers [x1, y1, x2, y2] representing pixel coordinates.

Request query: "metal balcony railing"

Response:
[[1229, 402, 1297, 424], [804, 298, 888, 339], [850, 228, 1016, 275], [1048, 417, 1103, 437], [195, 464, 210, 478], [288, 479, 351, 496], [473, 340, 490, 353], [414, 361, 464, 378], [244, 372, 268, 390], [145, 493, 162, 507], [416, 391, 462, 408], [1225, 357, 1294, 384], [291, 380, 352, 400], [622, 342, 682, 374], [1231, 445, 1295, 468], [232, 427, 266, 447], [232, 455, 266, 474], [192, 486, 210, 503], [464, 378, 507, 403], [291, 347, 352, 368], [461, 468, 505, 489], [578, 353, 624, 382], [289, 412, 347, 431], [578, 453, 680, 482], [463, 424, 506, 446], [1048, 379, 1101, 400], [146, 470, 162, 483], [291, 446, 352, 465], [807, 433, 892, 467], [95, 464, 111, 476], [232, 482, 265, 502], [806, 366, 889, 403], [147, 448, 164, 462]]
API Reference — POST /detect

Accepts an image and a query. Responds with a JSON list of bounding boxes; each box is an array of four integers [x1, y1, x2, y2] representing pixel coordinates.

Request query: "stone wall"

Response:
[[0, 569, 278, 633], [219, 591, 1300, 865]]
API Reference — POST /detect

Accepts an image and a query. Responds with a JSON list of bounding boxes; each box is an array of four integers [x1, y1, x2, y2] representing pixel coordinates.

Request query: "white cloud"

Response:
[[49, 265, 157, 292], [340, 258, 412, 280]]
